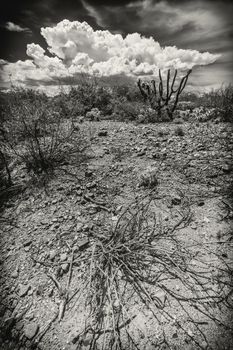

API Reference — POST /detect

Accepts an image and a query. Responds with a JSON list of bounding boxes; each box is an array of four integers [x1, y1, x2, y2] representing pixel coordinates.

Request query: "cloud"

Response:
[[4, 21, 32, 33], [0, 19, 220, 89]]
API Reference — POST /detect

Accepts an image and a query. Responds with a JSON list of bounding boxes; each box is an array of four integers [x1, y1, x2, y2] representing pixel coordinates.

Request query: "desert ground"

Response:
[[0, 113, 233, 350]]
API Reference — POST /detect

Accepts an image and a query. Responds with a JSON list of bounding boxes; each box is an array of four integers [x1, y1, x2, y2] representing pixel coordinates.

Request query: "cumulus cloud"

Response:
[[4, 21, 31, 33], [0, 19, 220, 88]]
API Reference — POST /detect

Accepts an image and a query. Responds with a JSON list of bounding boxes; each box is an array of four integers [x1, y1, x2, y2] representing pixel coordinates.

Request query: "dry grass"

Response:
[[66, 194, 233, 349]]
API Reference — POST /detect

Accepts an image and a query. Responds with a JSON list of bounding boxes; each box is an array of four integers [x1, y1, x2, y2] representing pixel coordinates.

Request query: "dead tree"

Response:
[[137, 69, 192, 121]]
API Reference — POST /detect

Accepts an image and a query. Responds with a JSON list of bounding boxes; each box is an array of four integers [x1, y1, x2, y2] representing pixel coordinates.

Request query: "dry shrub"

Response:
[[67, 196, 232, 349], [112, 102, 142, 121], [2, 88, 87, 175]]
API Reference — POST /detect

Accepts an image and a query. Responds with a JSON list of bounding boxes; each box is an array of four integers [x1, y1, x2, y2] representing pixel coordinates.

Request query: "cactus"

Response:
[[137, 69, 192, 121]]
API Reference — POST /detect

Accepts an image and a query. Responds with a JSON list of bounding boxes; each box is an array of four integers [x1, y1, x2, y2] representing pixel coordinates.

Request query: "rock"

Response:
[[152, 152, 159, 159], [197, 200, 205, 206], [82, 335, 93, 346], [48, 288, 53, 297], [222, 164, 232, 173], [49, 250, 57, 260], [77, 238, 89, 251], [61, 263, 69, 273], [60, 253, 67, 262], [85, 170, 93, 177], [11, 270, 19, 278], [152, 290, 166, 306], [98, 130, 108, 137], [76, 222, 84, 232], [86, 182, 96, 189], [171, 196, 181, 205], [137, 150, 146, 156], [190, 222, 197, 230], [172, 331, 178, 339], [24, 323, 39, 339], [23, 240, 32, 247], [200, 341, 208, 348], [18, 284, 31, 297]]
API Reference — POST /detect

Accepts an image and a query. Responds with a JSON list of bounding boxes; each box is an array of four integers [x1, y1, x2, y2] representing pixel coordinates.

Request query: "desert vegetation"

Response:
[[0, 76, 233, 350]]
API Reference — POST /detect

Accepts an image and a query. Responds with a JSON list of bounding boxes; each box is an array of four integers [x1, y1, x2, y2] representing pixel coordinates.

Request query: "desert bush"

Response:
[[59, 79, 113, 117], [70, 196, 232, 349], [206, 85, 233, 122], [181, 85, 233, 122], [2, 88, 86, 174], [113, 84, 142, 103], [112, 101, 142, 121], [173, 117, 184, 124], [85, 108, 101, 121]]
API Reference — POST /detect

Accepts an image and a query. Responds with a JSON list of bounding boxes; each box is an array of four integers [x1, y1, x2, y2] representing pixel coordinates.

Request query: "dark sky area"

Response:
[[0, 0, 232, 91]]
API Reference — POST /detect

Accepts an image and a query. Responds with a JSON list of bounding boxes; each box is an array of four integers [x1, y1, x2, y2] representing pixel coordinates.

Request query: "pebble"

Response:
[[18, 284, 31, 297], [98, 130, 108, 137], [61, 263, 69, 273], [60, 253, 67, 262], [11, 270, 19, 278], [49, 250, 57, 260], [24, 323, 39, 339], [76, 222, 84, 232], [171, 196, 181, 205], [23, 240, 32, 247]]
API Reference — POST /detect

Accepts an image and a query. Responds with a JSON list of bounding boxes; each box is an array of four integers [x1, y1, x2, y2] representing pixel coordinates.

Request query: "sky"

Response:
[[0, 0, 232, 93]]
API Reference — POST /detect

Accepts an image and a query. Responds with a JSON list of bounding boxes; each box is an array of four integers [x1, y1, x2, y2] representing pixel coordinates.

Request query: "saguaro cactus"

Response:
[[137, 69, 192, 121]]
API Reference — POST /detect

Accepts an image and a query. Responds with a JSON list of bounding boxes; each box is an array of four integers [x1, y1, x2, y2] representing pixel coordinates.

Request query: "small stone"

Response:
[[24, 323, 39, 339], [61, 263, 69, 273], [77, 238, 89, 251], [60, 253, 67, 262], [18, 284, 31, 297], [82, 335, 92, 346], [187, 329, 193, 337], [152, 152, 159, 159], [76, 222, 84, 232], [11, 270, 19, 278], [85, 170, 93, 177], [200, 341, 208, 348], [171, 196, 181, 205], [48, 288, 54, 297], [86, 182, 96, 189], [152, 290, 166, 306], [137, 150, 146, 156], [190, 222, 197, 230], [98, 130, 108, 137], [23, 240, 32, 247], [49, 250, 57, 260], [222, 164, 231, 173]]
